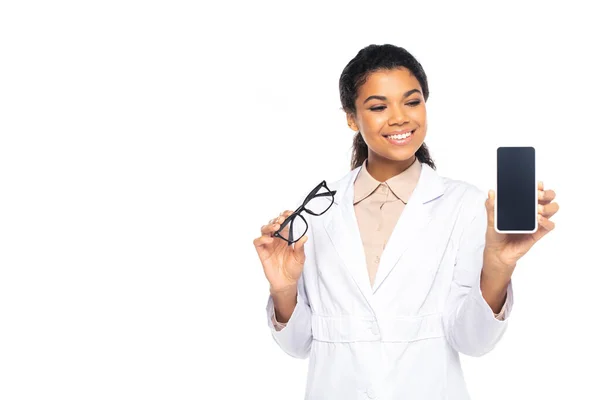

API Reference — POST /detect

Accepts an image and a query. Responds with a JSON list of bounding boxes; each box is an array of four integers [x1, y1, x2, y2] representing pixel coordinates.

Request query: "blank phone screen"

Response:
[[496, 147, 536, 231]]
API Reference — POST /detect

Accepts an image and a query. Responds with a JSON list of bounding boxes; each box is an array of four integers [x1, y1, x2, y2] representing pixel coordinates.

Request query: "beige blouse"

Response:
[[273, 158, 506, 330], [352, 157, 421, 288]]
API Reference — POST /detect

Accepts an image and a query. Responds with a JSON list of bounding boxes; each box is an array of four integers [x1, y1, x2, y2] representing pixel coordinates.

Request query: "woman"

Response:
[[253, 44, 559, 399]]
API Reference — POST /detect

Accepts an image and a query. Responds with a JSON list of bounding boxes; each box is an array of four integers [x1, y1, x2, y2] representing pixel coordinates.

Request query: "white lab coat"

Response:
[[266, 162, 514, 400]]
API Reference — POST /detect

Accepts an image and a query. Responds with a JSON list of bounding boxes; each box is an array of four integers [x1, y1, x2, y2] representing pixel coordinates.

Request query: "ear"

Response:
[[346, 113, 359, 132]]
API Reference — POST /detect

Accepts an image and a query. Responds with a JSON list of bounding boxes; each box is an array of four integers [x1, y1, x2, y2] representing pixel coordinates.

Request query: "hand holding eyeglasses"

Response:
[[253, 180, 336, 292], [254, 209, 309, 292]]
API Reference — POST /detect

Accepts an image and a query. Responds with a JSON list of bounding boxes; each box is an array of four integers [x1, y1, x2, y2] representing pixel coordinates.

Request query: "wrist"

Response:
[[480, 268, 511, 314], [483, 251, 516, 278], [269, 283, 298, 297], [270, 284, 298, 324]]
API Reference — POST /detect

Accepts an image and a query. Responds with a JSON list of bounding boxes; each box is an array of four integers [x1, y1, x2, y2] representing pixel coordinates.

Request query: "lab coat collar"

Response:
[[324, 160, 445, 302]]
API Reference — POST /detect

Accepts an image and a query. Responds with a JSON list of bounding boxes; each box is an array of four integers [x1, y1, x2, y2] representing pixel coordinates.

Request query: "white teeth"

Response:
[[387, 131, 413, 140]]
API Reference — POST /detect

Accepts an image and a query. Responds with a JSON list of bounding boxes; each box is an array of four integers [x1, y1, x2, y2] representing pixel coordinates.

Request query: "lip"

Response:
[[383, 129, 415, 136]]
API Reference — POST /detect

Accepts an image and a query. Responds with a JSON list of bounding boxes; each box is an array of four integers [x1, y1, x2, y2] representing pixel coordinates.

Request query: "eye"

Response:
[[369, 100, 421, 112]]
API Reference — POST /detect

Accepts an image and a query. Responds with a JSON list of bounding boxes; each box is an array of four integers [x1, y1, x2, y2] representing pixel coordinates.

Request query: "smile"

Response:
[[383, 130, 414, 146]]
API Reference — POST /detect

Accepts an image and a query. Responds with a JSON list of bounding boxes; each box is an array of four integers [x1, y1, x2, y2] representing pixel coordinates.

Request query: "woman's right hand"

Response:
[[253, 210, 308, 292]]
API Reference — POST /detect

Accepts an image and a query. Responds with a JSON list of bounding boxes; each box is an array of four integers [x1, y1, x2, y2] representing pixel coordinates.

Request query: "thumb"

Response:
[[485, 189, 495, 228], [294, 235, 308, 254]]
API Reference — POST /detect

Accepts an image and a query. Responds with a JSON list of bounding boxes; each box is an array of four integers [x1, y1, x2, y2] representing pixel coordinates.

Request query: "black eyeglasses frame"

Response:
[[272, 180, 337, 246]]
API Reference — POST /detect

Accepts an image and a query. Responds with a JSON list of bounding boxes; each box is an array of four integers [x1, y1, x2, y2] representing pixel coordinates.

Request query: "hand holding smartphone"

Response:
[[495, 147, 538, 234]]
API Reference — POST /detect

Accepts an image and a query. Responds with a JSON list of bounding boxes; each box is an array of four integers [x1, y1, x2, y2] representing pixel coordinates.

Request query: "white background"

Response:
[[1, 1, 598, 399]]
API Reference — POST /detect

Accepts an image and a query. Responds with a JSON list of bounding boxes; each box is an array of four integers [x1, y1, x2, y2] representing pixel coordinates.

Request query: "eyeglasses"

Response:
[[273, 180, 337, 246]]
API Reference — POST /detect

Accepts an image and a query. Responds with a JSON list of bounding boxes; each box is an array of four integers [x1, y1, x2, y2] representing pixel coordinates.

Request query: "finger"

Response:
[[294, 235, 308, 254], [538, 189, 556, 205], [270, 211, 294, 227], [274, 214, 288, 224], [538, 202, 560, 218], [269, 210, 294, 223], [539, 214, 555, 231], [260, 223, 281, 236], [276, 211, 295, 230], [265, 210, 294, 230], [532, 214, 555, 241], [253, 235, 274, 247], [485, 190, 495, 228], [538, 181, 544, 191]]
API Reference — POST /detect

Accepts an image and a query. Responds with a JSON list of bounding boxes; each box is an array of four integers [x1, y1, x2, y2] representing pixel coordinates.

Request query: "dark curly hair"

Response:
[[339, 44, 436, 171]]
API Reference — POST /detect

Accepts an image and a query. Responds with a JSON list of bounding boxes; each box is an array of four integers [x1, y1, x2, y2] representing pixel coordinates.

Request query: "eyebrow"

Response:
[[363, 89, 422, 104]]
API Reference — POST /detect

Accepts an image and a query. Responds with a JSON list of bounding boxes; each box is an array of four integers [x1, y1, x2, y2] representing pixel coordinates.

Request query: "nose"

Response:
[[388, 105, 409, 125]]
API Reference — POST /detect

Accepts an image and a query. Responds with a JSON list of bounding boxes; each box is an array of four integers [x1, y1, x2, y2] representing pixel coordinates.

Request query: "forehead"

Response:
[[357, 68, 421, 98]]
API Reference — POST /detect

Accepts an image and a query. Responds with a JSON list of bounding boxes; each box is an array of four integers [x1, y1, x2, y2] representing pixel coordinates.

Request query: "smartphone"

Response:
[[495, 146, 538, 234]]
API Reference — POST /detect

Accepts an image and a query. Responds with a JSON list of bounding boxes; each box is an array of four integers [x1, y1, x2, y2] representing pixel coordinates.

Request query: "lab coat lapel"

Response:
[[372, 163, 445, 293], [322, 167, 374, 305], [322, 163, 446, 305]]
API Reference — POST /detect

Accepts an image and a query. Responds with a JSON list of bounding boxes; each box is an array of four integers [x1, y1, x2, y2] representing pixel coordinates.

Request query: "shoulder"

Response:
[[441, 175, 486, 204], [434, 172, 489, 245], [289, 169, 358, 216], [433, 169, 488, 221], [321, 167, 361, 204]]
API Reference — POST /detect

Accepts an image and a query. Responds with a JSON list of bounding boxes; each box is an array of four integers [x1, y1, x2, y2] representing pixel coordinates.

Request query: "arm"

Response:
[[265, 272, 313, 359], [443, 191, 514, 357]]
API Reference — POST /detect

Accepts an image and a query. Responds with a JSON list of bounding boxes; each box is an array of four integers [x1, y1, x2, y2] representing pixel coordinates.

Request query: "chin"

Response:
[[373, 150, 415, 164], [379, 143, 423, 161]]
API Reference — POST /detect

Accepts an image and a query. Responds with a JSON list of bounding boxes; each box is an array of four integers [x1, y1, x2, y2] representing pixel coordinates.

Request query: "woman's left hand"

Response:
[[483, 181, 559, 276]]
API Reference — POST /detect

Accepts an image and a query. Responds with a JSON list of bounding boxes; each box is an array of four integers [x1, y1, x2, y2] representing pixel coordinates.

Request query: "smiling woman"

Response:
[[345, 69, 429, 177], [339, 45, 435, 182], [254, 44, 560, 400]]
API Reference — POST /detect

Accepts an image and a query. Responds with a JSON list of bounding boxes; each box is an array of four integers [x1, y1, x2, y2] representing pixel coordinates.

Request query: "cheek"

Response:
[[410, 107, 427, 123], [362, 113, 387, 130]]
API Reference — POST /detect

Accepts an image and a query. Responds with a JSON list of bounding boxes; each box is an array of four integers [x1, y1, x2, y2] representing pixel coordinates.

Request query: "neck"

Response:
[[365, 153, 417, 182]]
